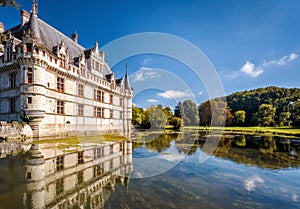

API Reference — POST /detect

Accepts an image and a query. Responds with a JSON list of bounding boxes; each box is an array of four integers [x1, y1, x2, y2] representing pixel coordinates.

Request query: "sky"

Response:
[[1, 0, 300, 108]]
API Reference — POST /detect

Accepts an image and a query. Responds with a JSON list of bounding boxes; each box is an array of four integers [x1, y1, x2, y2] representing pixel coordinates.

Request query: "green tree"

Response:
[[234, 110, 246, 126], [132, 106, 144, 125], [182, 100, 200, 126], [256, 104, 276, 126], [291, 101, 300, 126], [199, 99, 228, 126], [168, 117, 183, 130], [278, 112, 291, 126]]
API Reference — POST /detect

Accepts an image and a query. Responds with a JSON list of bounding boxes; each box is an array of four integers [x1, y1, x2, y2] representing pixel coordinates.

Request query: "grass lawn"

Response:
[[183, 126, 300, 137]]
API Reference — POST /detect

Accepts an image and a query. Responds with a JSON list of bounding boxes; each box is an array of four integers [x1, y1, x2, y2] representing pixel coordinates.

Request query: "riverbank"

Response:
[[183, 126, 300, 138]]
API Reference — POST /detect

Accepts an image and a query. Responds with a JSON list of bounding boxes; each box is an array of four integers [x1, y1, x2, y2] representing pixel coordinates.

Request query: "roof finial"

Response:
[[32, 0, 38, 15]]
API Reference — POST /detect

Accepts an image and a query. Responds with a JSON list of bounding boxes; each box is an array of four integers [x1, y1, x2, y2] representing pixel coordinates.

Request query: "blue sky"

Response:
[[1, 0, 300, 108]]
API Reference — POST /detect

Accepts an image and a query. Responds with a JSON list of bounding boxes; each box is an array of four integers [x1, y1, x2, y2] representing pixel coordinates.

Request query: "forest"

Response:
[[132, 86, 300, 129]]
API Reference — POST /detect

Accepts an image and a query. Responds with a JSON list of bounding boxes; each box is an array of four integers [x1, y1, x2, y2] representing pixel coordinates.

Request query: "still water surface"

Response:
[[0, 131, 300, 209]]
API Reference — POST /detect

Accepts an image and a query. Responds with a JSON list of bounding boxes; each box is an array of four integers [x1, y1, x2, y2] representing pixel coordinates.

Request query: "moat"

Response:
[[0, 131, 300, 209]]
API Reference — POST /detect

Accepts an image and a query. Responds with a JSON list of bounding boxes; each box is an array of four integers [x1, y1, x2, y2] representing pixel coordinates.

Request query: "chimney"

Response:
[[0, 22, 4, 33], [71, 33, 78, 43], [20, 10, 30, 27]]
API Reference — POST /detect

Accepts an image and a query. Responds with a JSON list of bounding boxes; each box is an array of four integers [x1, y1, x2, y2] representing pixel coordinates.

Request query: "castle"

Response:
[[0, 1, 133, 138]]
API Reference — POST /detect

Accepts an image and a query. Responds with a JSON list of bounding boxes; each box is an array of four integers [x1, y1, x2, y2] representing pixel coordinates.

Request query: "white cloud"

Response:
[[147, 99, 158, 103], [244, 175, 264, 191], [158, 153, 185, 162], [157, 90, 192, 99], [198, 91, 203, 95], [240, 53, 298, 78], [133, 67, 160, 82], [240, 61, 264, 78]]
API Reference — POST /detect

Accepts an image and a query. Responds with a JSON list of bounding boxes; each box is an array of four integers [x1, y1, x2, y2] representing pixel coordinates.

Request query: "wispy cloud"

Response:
[[133, 67, 160, 82], [158, 90, 192, 99], [198, 91, 203, 96], [240, 53, 298, 78], [147, 99, 158, 103]]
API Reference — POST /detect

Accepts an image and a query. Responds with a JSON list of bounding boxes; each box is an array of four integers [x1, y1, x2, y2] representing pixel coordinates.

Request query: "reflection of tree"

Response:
[[199, 133, 300, 169], [140, 132, 179, 153], [175, 131, 199, 155], [233, 135, 246, 147]]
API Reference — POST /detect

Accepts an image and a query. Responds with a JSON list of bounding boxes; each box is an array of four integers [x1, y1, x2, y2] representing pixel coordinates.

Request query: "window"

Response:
[[95, 62, 100, 71], [77, 171, 83, 185], [94, 107, 103, 118], [42, 50, 45, 57], [120, 111, 123, 119], [57, 101, 64, 115], [57, 77, 64, 92], [59, 54, 66, 68], [26, 172, 31, 179], [10, 73, 16, 89], [120, 98, 123, 107], [35, 48, 39, 54], [10, 98, 16, 113], [78, 104, 84, 116], [80, 64, 85, 76], [28, 97, 32, 104], [109, 95, 113, 104], [110, 109, 113, 119], [93, 165, 102, 178], [6, 46, 13, 62], [94, 148, 102, 159], [77, 84, 84, 97], [56, 178, 64, 195], [94, 90, 104, 102], [50, 57, 52, 62], [78, 151, 84, 164], [27, 67, 33, 83], [25, 43, 32, 53], [56, 156, 64, 171]]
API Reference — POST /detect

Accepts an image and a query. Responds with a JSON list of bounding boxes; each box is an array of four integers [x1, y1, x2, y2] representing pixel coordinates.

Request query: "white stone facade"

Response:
[[0, 4, 133, 138]]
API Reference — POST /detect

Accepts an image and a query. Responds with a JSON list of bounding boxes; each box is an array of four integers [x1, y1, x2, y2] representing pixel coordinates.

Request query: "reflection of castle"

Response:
[[0, 140, 132, 209]]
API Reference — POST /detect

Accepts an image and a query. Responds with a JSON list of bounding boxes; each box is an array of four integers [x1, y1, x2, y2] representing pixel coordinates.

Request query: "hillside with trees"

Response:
[[199, 86, 300, 127]]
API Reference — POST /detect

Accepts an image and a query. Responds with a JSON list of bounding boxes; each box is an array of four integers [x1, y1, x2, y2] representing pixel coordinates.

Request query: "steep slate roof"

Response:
[[7, 11, 86, 63]]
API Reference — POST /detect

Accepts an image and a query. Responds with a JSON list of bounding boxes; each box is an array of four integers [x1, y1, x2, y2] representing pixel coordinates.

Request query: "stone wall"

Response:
[[0, 121, 32, 141]]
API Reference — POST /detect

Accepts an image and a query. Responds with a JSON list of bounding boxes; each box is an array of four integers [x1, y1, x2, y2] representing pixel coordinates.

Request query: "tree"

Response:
[[182, 100, 200, 126], [234, 110, 246, 126], [168, 117, 183, 130], [0, 0, 19, 8], [256, 104, 276, 126], [291, 101, 300, 126], [132, 106, 144, 125], [278, 112, 291, 126], [199, 99, 228, 126], [174, 102, 183, 117]]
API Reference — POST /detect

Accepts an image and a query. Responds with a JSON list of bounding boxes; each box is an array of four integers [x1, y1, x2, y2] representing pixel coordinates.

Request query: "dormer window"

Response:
[[5, 45, 13, 62], [59, 54, 66, 68], [80, 64, 85, 76], [25, 43, 32, 53]]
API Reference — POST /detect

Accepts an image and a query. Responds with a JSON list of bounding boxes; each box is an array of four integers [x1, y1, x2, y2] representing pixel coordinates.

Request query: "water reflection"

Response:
[[132, 131, 300, 169], [0, 140, 133, 209]]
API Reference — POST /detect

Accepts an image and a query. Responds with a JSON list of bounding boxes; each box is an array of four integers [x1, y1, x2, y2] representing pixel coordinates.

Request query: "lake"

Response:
[[0, 130, 299, 209]]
